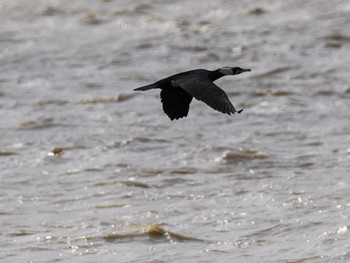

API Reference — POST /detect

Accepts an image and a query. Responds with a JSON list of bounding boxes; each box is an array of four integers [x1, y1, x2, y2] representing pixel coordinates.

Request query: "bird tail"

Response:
[[133, 83, 157, 91]]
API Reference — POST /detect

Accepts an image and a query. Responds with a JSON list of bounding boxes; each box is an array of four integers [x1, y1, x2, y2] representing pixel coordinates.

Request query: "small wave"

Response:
[[144, 224, 205, 242], [80, 93, 136, 104], [169, 167, 197, 174], [83, 12, 106, 25], [251, 89, 293, 97], [250, 66, 297, 79], [103, 224, 205, 243], [323, 32, 350, 42], [39, 6, 64, 16], [118, 180, 150, 189], [36, 99, 68, 106], [222, 149, 269, 160], [17, 118, 60, 130], [116, 136, 170, 147], [247, 6, 268, 15]]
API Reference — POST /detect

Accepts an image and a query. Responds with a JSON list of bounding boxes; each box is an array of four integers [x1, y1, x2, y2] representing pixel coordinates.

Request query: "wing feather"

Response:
[[160, 89, 193, 120], [175, 77, 240, 115]]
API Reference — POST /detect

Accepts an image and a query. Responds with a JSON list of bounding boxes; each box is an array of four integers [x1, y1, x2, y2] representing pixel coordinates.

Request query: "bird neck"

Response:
[[208, 69, 225, 82]]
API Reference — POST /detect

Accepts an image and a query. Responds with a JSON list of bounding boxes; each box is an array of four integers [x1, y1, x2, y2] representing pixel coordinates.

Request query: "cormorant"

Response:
[[134, 66, 251, 120]]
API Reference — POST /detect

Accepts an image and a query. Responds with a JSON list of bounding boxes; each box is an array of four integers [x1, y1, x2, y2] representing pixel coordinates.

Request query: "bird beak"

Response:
[[241, 68, 251, 73]]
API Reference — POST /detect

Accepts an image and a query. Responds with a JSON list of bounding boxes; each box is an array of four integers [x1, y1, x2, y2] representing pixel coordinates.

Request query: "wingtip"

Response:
[[229, 109, 243, 115]]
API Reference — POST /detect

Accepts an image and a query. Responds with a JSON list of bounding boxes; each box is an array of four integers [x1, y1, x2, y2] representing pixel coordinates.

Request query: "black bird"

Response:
[[134, 66, 251, 120]]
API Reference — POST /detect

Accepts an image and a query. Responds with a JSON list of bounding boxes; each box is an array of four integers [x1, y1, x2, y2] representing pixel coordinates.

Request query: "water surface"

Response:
[[1, 0, 349, 262]]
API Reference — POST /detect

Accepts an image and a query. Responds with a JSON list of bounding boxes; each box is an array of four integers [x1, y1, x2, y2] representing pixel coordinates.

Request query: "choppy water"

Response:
[[1, 0, 350, 262]]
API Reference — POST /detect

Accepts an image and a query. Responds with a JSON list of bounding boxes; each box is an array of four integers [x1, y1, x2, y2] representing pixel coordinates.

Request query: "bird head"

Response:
[[219, 66, 251, 76]]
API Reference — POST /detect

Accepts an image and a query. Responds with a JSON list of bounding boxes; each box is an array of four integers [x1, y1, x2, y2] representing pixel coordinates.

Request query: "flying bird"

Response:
[[134, 66, 251, 120]]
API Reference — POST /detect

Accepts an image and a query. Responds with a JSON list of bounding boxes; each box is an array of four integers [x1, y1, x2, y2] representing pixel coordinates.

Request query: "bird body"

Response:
[[134, 66, 251, 120]]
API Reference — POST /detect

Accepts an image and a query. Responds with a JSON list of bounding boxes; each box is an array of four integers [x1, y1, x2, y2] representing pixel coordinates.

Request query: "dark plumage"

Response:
[[134, 66, 251, 120]]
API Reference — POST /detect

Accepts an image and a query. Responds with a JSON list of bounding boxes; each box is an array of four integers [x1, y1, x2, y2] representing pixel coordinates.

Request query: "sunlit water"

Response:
[[1, 0, 349, 262]]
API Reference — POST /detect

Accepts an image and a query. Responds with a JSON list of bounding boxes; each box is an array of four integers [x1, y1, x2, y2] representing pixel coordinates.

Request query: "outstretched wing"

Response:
[[160, 89, 193, 120], [175, 77, 241, 115]]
